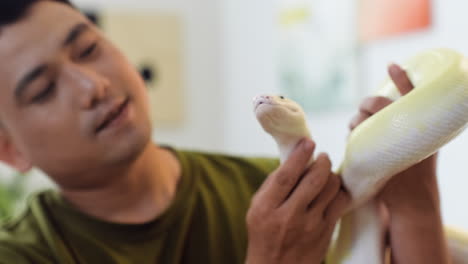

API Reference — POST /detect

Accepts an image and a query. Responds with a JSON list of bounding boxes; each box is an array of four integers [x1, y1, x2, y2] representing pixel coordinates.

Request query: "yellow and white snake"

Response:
[[253, 48, 468, 264]]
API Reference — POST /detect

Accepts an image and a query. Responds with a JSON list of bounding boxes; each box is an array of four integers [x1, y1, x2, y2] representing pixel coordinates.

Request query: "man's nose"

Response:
[[68, 65, 110, 109]]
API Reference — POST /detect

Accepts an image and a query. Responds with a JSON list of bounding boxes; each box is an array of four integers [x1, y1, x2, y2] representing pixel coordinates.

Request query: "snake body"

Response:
[[253, 48, 468, 263]]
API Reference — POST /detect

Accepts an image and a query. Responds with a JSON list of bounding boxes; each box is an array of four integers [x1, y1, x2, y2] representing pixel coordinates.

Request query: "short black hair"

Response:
[[1, 0, 74, 27]]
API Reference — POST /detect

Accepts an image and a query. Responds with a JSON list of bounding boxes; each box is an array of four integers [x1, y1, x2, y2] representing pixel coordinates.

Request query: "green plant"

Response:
[[0, 172, 29, 221]]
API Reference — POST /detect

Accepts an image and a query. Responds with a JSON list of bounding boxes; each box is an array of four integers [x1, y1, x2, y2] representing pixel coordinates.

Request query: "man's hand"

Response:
[[349, 64, 450, 264], [245, 138, 350, 264]]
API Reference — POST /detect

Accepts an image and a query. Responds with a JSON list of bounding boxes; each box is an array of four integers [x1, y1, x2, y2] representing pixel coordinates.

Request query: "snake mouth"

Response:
[[253, 95, 300, 114], [254, 101, 278, 111], [255, 101, 300, 114]]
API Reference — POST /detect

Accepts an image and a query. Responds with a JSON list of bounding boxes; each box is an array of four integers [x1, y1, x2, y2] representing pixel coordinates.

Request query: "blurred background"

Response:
[[1, 0, 467, 230]]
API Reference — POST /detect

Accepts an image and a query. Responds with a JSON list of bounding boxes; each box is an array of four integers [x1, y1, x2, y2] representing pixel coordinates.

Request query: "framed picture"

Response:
[[359, 0, 431, 43], [83, 9, 185, 126]]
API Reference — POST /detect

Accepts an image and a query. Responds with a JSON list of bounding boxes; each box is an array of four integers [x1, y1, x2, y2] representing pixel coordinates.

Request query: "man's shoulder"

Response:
[[174, 149, 279, 196], [177, 149, 279, 177]]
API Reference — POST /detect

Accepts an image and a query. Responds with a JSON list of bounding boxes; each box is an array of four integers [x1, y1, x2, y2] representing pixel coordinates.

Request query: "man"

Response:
[[0, 0, 450, 263], [0, 1, 348, 263]]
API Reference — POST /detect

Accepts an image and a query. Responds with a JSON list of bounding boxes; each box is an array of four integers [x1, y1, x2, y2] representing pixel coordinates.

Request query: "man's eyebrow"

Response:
[[63, 22, 89, 47], [14, 23, 90, 101], [14, 64, 48, 101]]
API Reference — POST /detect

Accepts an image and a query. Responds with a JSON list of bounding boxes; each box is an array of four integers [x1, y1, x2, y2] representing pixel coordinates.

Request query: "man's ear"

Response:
[[0, 128, 32, 173]]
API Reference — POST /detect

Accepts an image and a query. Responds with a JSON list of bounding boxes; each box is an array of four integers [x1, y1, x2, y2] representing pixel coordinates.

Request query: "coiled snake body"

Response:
[[253, 48, 468, 263]]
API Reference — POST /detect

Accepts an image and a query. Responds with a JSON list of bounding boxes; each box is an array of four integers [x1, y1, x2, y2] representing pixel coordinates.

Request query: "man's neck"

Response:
[[59, 144, 182, 224]]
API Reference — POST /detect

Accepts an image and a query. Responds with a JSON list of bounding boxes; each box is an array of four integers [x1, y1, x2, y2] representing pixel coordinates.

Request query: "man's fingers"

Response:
[[359, 96, 393, 115], [324, 189, 351, 222], [351, 64, 410, 133], [388, 63, 414, 95], [349, 96, 393, 131], [307, 173, 341, 215], [262, 138, 315, 208], [349, 112, 371, 131], [282, 153, 331, 213]]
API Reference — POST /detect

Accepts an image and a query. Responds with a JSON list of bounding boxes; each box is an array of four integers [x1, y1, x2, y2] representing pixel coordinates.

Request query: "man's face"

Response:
[[0, 1, 152, 187]]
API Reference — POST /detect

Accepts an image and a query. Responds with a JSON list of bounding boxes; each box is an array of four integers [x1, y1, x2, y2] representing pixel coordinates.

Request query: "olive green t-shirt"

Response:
[[0, 150, 280, 264]]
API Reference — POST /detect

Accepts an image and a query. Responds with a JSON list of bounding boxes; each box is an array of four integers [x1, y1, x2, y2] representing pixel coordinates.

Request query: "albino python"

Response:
[[253, 48, 468, 263]]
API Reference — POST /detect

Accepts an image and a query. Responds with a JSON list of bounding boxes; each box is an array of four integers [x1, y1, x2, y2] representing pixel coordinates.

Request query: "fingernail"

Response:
[[388, 63, 401, 74], [318, 152, 328, 159], [302, 139, 313, 152], [388, 62, 396, 71]]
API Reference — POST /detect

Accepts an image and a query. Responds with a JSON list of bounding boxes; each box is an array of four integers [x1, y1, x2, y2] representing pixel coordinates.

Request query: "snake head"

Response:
[[253, 95, 309, 137]]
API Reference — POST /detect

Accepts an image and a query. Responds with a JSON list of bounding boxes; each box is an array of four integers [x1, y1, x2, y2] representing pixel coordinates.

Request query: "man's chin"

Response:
[[105, 127, 152, 166]]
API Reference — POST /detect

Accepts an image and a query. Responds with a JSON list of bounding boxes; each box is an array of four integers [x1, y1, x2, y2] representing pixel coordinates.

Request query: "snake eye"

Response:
[[279, 96, 285, 99]]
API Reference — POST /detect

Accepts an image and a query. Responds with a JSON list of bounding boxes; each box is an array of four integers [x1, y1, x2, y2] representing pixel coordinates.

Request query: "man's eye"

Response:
[[80, 42, 98, 58], [32, 82, 55, 103]]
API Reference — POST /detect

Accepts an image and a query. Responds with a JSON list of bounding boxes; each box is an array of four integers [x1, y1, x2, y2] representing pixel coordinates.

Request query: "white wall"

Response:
[[220, 0, 282, 157]]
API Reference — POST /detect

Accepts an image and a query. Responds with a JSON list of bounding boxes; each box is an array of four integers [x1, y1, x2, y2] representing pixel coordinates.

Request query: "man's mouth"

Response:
[[95, 98, 130, 133]]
